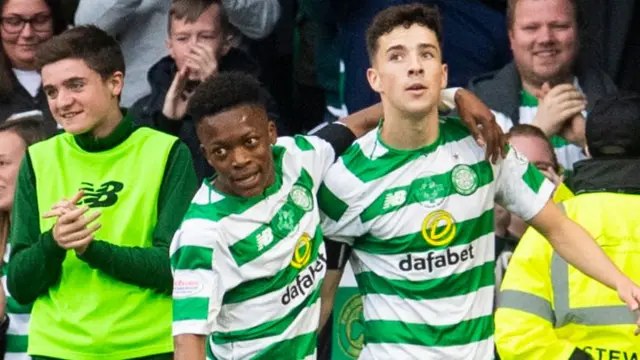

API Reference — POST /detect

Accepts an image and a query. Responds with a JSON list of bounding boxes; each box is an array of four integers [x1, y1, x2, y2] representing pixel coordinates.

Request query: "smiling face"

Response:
[[509, 0, 578, 86], [196, 103, 278, 198], [41, 58, 123, 137], [367, 23, 447, 120], [1, 0, 54, 70]]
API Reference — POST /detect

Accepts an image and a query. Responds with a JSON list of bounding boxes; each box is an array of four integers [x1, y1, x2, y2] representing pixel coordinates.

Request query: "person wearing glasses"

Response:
[[0, 0, 68, 137]]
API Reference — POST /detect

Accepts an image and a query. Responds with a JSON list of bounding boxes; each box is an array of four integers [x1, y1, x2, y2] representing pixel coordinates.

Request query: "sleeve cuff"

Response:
[[313, 123, 357, 159], [439, 87, 461, 112], [75, 240, 101, 264], [40, 230, 66, 260]]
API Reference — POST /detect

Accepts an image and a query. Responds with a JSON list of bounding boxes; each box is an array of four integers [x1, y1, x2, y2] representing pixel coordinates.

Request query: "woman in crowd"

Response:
[[0, 117, 45, 359], [0, 0, 67, 136]]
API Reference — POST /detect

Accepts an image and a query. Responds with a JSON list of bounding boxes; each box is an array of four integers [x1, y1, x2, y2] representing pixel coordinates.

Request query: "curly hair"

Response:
[[366, 3, 443, 62], [187, 71, 266, 122]]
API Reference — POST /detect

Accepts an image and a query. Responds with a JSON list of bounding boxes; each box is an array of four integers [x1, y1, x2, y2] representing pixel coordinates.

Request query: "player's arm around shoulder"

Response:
[[495, 228, 578, 360]]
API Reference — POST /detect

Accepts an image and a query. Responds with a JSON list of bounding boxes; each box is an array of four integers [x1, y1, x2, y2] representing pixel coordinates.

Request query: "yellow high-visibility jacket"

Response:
[[495, 189, 640, 360]]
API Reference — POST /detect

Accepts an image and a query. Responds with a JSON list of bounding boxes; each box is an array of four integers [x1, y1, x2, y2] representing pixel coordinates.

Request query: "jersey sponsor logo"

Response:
[[582, 346, 637, 360], [421, 210, 457, 246], [383, 190, 406, 210], [290, 233, 313, 269], [451, 164, 479, 196], [173, 276, 203, 297], [289, 185, 314, 212], [257, 227, 274, 251], [78, 181, 124, 208], [399, 245, 475, 272], [337, 294, 364, 358], [282, 253, 326, 305]]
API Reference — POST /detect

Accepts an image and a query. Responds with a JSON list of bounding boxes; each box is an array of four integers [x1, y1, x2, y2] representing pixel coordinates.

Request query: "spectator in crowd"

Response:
[[317, 4, 640, 359], [495, 92, 640, 360], [468, 0, 617, 174], [169, 70, 504, 359], [6, 26, 198, 359], [0, 117, 45, 360], [0, 0, 67, 136], [74, 0, 281, 108], [129, 0, 283, 183], [318, 0, 512, 115]]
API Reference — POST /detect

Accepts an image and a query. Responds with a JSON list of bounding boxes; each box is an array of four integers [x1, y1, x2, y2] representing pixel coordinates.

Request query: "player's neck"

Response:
[[380, 107, 439, 150], [90, 105, 124, 139]]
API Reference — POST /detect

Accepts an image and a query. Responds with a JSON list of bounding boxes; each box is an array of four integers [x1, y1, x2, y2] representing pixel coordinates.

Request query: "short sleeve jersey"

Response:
[[318, 118, 554, 359], [170, 135, 337, 360]]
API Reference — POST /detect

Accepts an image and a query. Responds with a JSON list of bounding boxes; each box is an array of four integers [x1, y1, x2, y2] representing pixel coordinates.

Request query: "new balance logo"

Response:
[[257, 228, 274, 251], [78, 181, 124, 208], [383, 190, 406, 210]]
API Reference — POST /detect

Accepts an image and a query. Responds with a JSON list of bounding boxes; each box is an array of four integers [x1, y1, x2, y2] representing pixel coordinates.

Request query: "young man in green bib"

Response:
[[6, 25, 198, 359]]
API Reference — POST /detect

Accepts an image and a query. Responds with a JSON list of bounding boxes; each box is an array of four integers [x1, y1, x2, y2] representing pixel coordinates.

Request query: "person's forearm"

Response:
[[7, 156, 66, 304], [340, 103, 382, 138], [175, 334, 207, 360], [544, 217, 624, 290], [318, 269, 343, 331], [342, 88, 463, 137], [7, 231, 66, 304], [78, 242, 172, 294]]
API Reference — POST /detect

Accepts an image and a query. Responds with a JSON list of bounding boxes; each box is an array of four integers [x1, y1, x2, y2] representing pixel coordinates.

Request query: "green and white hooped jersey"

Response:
[[318, 118, 554, 359], [170, 135, 337, 360], [492, 79, 587, 172], [2, 244, 32, 360]]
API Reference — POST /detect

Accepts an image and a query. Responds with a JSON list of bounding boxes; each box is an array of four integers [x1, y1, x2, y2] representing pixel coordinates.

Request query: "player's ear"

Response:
[[267, 121, 277, 145], [367, 67, 383, 94]]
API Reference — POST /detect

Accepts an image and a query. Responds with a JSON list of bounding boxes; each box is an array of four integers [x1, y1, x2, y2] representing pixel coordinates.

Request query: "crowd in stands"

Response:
[[0, 0, 639, 359]]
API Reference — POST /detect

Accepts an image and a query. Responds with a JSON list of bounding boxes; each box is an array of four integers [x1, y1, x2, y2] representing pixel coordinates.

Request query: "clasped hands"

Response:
[[42, 190, 102, 255]]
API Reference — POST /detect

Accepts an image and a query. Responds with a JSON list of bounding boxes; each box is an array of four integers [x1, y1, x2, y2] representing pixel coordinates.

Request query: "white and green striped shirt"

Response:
[[493, 79, 587, 172], [2, 245, 32, 360], [170, 135, 337, 360], [318, 118, 554, 359]]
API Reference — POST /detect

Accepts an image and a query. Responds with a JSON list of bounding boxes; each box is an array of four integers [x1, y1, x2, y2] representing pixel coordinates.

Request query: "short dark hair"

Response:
[[366, 3, 443, 62], [0, 118, 47, 147], [168, 0, 229, 35], [35, 25, 125, 79], [188, 72, 266, 122], [507, 124, 560, 173], [507, 0, 579, 29]]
